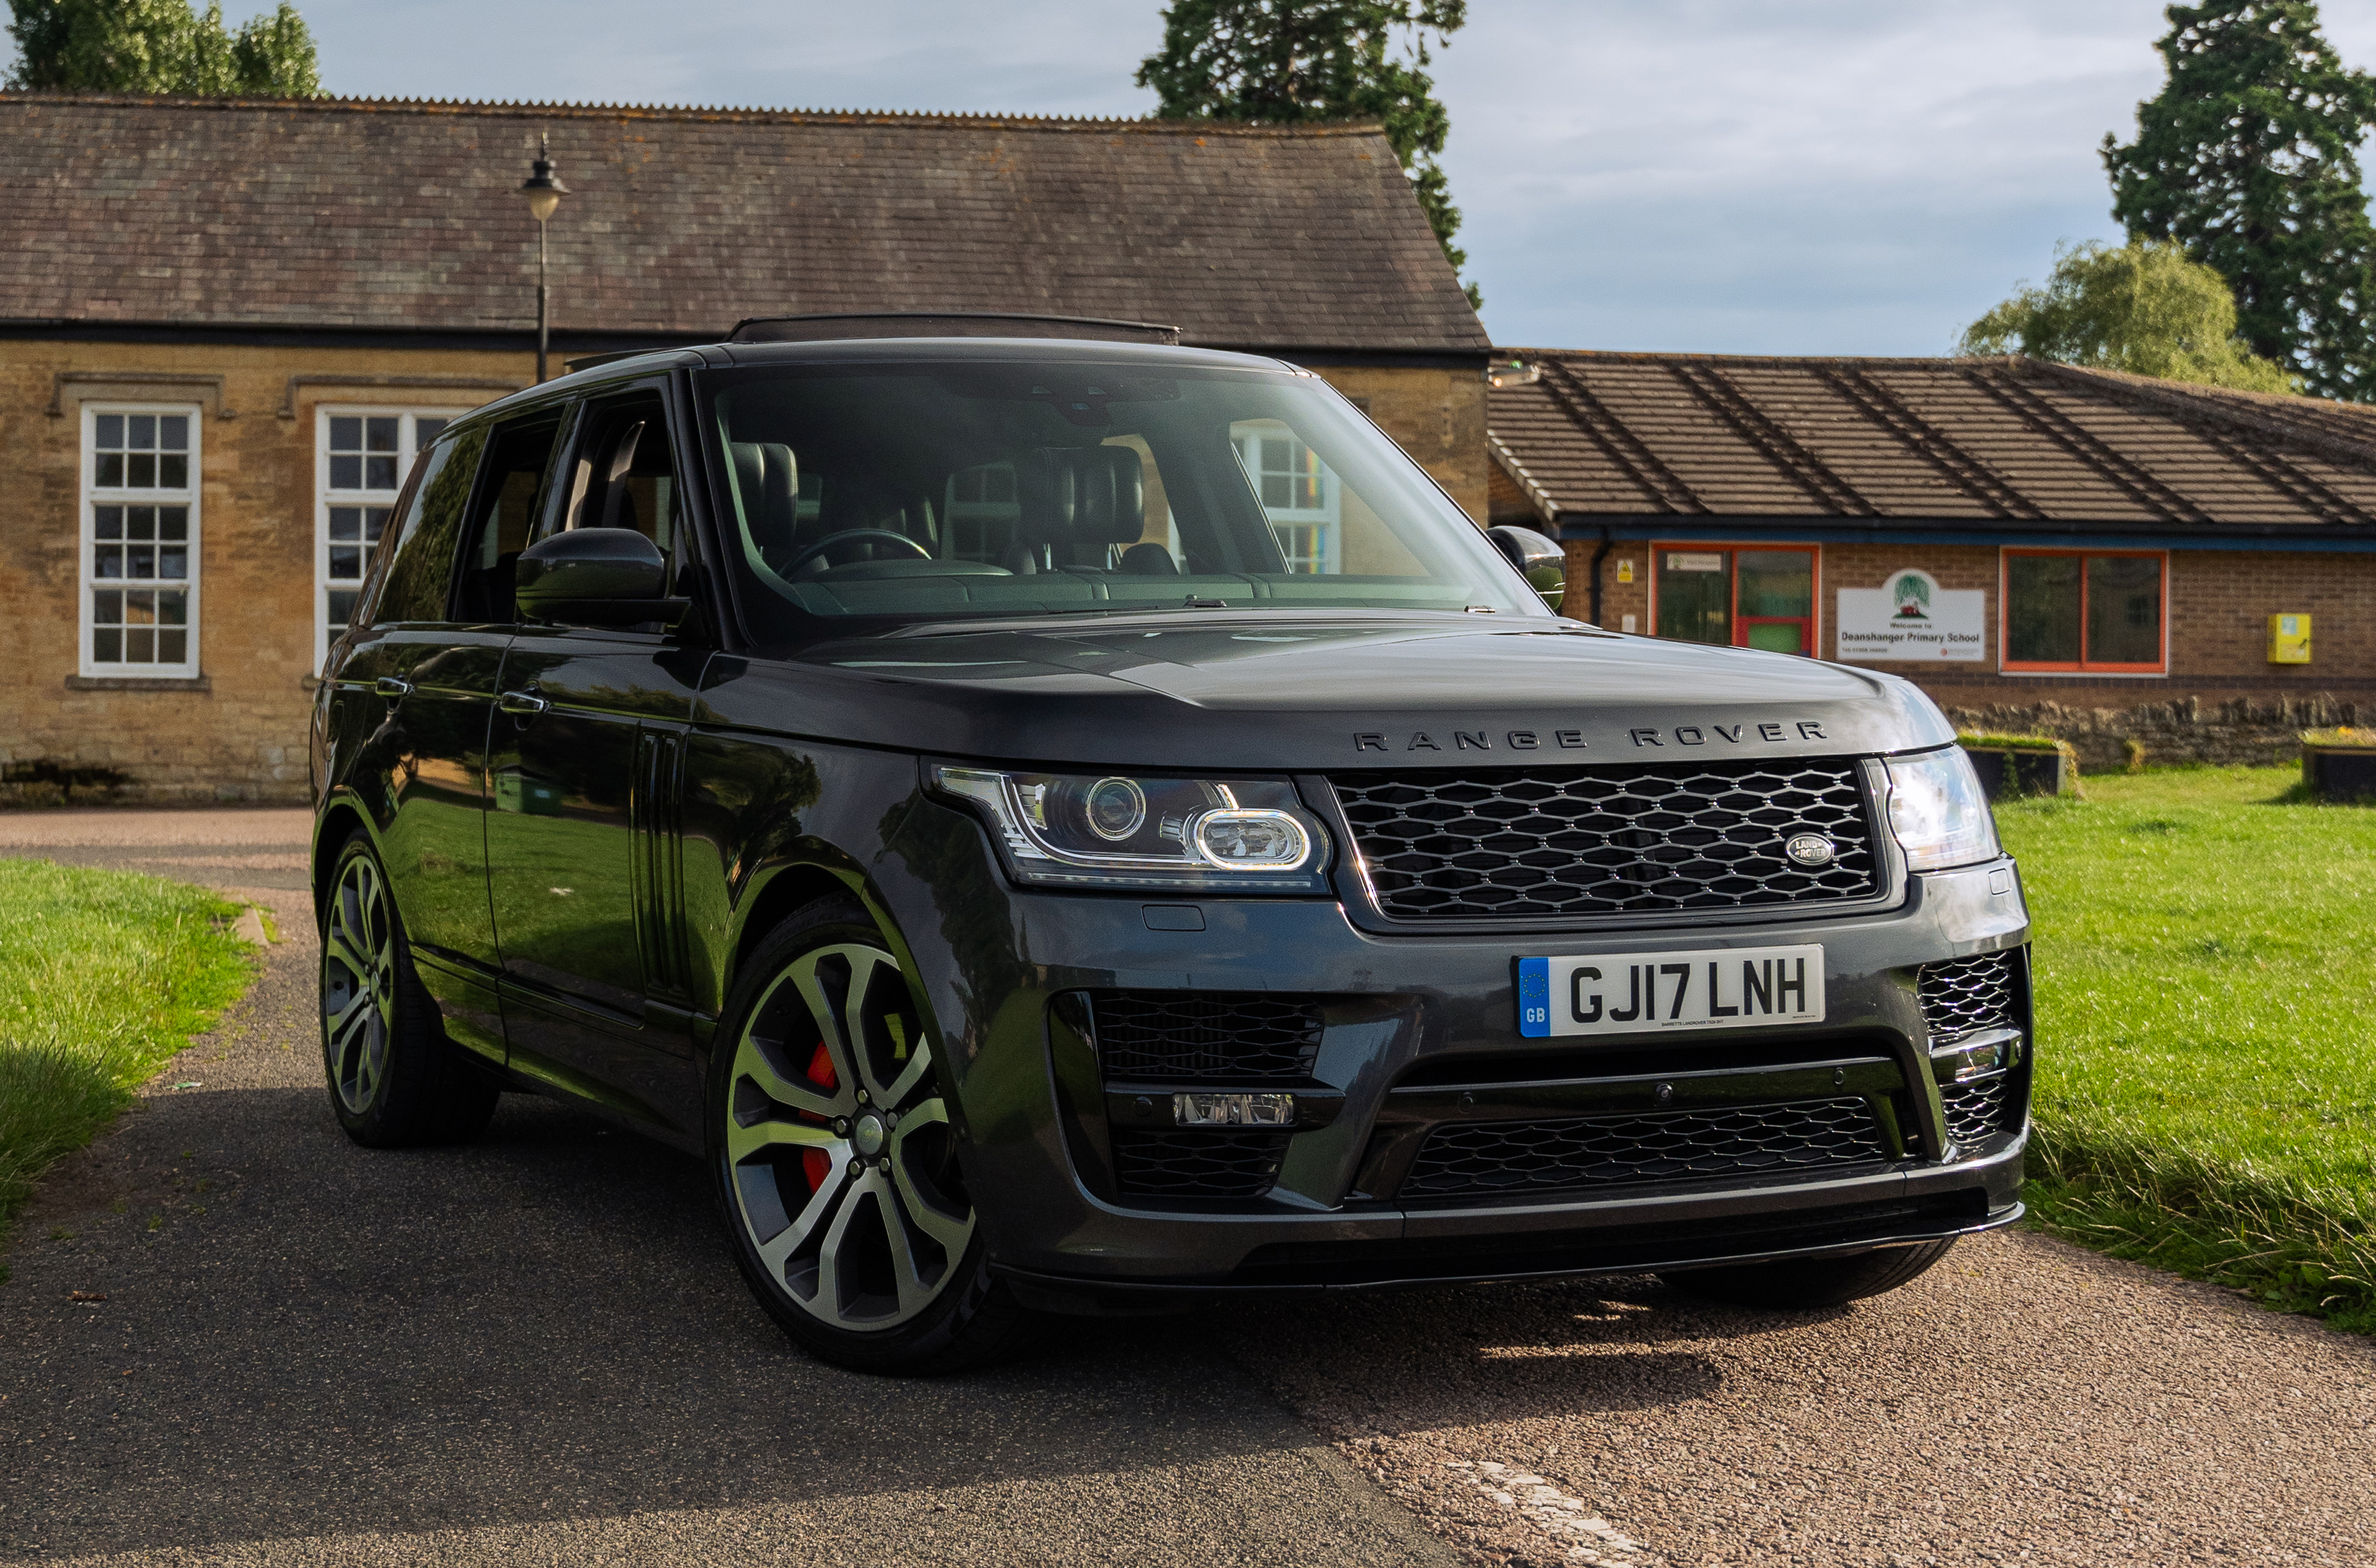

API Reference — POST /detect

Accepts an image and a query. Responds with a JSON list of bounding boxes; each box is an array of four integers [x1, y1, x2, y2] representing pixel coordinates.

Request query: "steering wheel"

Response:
[[785, 529, 936, 578]]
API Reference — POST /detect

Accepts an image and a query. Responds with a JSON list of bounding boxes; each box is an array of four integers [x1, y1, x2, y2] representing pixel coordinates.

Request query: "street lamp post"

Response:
[[519, 135, 568, 382]]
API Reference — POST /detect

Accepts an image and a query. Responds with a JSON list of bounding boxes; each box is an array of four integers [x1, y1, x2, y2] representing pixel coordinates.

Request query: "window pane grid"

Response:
[[85, 406, 197, 673], [91, 411, 190, 491], [1231, 422, 1340, 575]]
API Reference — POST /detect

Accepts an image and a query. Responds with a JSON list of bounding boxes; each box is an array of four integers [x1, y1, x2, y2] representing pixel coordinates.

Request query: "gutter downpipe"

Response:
[[1586, 525, 1613, 629]]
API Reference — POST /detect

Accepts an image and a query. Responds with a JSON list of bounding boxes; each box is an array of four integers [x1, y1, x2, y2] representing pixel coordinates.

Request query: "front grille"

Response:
[[1331, 759, 1879, 922], [1112, 1130, 1290, 1199], [1919, 951, 2018, 1038], [1401, 1098, 1888, 1199], [1938, 1076, 2011, 1147], [1088, 992, 1322, 1082]]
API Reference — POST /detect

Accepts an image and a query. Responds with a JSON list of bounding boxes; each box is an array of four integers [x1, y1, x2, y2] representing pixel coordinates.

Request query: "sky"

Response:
[[25, 0, 2376, 356]]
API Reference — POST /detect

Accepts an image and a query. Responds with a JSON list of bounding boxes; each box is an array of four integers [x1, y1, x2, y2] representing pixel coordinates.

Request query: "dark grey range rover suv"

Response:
[[311, 317, 2031, 1372]]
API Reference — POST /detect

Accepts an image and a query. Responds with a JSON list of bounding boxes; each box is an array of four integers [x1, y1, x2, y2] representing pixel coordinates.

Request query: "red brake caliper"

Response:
[[800, 1042, 838, 1195]]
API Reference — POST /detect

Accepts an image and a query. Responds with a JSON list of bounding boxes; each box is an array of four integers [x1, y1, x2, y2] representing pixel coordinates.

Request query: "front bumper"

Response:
[[876, 800, 2031, 1300]]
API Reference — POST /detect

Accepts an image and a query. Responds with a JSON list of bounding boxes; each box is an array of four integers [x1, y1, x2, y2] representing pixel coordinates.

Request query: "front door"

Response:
[[483, 389, 707, 1137]]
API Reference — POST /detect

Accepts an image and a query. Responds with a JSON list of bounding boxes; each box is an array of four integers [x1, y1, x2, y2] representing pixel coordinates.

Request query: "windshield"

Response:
[[703, 358, 1541, 634]]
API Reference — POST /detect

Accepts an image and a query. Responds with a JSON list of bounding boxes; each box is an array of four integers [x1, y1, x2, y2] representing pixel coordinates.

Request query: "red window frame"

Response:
[[1647, 542, 1822, 655], [1999, 548, 2168, 675]]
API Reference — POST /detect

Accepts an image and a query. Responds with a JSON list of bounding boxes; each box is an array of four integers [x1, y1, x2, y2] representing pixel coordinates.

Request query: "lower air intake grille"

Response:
[[1401, 1098, 1888, 1199], [1112, 1130, 1290, 1199], [1939, 1076, 2011, 1148], [1919, 951, 2018, 1038], [1330, 758, 1880, 922], [1089, 992, 1322, 1083]]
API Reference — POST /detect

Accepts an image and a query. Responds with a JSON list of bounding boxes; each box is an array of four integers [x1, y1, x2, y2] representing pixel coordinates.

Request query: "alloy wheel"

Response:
[[725, 942, 975, 1332], [321, 852, 398, 1115]]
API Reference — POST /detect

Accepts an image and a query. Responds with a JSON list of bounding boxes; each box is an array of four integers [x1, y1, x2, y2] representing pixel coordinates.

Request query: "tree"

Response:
[[1960, 240, 2296, 393], [6, 0, 321, 95], [1137, 1, 1480, 310], [2102, 0, 2376, 400]]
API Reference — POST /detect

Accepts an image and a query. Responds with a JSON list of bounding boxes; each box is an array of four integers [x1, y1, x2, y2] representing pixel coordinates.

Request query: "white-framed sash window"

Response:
[[1230, 419, 1343, 574], [81, 404, 201, 679], [316, 408, 461, 666]]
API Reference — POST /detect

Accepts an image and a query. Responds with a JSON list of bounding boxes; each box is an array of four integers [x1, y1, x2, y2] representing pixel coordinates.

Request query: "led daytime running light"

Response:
[[931, 764, 1330, 890]]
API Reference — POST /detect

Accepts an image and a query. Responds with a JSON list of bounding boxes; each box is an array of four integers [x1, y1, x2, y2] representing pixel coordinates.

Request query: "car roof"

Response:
[[460, 336, 1300, 429]]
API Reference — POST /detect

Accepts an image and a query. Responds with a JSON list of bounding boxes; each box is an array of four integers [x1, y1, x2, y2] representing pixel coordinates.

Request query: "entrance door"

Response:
[[1735, 549, 1815, 654], [484, 390, 706, 1136], [1653, 546, 1816, 653]]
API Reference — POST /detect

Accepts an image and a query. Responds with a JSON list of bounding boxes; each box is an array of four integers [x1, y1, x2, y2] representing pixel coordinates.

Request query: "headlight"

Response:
[[931, 765, 1332, 892], [1884, 746, 2001, 871]]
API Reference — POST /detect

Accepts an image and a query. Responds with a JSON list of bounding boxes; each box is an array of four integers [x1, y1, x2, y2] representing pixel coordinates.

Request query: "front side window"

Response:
[[551, 393, 680, 562], [1652, 545, 1817, 653], [2002, 550, 2165, 673], [82, 405, 199, 677], [316, 409, 459, 666], [704, 360, 1533, 634]]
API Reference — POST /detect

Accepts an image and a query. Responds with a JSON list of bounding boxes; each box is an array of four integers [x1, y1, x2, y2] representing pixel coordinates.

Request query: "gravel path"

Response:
[[6, 812, 2373, 1566], [0, 809, 314, 891]]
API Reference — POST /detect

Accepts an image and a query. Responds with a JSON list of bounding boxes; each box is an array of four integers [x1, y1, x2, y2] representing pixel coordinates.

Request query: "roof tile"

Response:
[[0, 94, 1488, 353]]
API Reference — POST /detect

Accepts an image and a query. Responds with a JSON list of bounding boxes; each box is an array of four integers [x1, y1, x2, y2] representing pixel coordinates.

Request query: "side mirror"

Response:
[[1487, 524, 1566, 612], [514, 528, 690, 629]]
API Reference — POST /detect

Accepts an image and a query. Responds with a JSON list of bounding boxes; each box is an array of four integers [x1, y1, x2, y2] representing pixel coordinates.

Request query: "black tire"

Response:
[[1660, 1238, 1957, 1309], [708, 895, 1039, 1375], [318, 829, 499, 1148]]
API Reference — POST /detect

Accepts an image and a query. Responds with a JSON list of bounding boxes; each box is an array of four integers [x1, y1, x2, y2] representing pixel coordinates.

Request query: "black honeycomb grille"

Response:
[[1090, 992, 1322, 1083], [1919, 952, 2018, 1038], [1332, 759, 1879, 922], [1401, 1098, 1888, 1198], [1112, 1130, 1290, 1199], [1938, 1076, 2011, 1148]]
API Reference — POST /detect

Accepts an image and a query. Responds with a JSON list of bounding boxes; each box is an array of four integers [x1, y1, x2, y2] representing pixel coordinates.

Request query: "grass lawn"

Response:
[[0, 859, 256, 1276], [1996, 766, 2376, 1333]]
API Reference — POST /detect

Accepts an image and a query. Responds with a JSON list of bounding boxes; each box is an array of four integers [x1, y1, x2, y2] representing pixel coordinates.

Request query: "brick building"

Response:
[[0, 94, 1491, 803], [1488, 351, 2376, 752]]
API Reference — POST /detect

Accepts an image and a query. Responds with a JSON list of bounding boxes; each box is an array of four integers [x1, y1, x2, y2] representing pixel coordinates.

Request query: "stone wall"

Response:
[[1, 338, 527, 805], [1313, 364, 1490, 523], [1941, 694, 2357, 772]]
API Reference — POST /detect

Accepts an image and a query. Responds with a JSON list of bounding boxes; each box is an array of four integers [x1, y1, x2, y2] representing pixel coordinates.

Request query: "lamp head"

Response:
[[520, 133, 567, 224]]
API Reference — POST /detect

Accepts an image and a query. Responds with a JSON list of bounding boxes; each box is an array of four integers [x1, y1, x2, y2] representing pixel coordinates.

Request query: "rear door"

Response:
[[484, 384, 709, 1138], [325, 411, 561, 1063]]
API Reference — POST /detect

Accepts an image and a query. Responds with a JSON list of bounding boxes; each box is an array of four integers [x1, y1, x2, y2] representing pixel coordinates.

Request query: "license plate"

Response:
[[1517, 945, 1825, 1038]]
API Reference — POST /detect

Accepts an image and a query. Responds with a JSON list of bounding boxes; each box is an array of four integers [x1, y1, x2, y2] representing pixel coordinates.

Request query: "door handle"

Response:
[[374, 677, 414, 699], [498, 688, 550, 717]]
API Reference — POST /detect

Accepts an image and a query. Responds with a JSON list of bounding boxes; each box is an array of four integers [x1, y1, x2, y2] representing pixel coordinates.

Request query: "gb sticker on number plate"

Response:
[[1516, 945, 1824, 1038]]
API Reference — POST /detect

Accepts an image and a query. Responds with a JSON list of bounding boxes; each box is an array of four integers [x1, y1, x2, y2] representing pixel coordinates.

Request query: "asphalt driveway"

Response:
[[4, 811, 2372, 1566]]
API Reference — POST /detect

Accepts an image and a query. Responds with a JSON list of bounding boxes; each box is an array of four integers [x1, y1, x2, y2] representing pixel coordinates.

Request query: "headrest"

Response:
[[1017, 445, 1145, 546], [727, 442, 797, 547]]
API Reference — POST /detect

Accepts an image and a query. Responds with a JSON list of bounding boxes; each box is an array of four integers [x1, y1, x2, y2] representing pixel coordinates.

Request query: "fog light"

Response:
[[1172, 1091, 1295, 1127], [1932, 1036, 2013, 1082]]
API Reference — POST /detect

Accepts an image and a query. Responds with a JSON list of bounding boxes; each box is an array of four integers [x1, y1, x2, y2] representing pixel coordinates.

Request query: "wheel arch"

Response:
[[718, 852, 949, 1101], [310, 793, 378, 926]]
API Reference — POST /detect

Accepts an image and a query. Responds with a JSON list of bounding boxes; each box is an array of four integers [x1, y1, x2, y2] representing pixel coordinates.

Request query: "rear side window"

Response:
[[452, 415, 565, 624], [370, 426, 487, 625]]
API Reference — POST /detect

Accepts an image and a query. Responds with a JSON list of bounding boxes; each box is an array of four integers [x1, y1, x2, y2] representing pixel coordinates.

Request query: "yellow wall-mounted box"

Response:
[[2269, 613, 2312, 664]]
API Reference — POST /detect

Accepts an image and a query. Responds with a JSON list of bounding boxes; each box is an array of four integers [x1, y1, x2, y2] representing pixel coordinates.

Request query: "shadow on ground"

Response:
[[4, 1083, 1460, 1560]]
